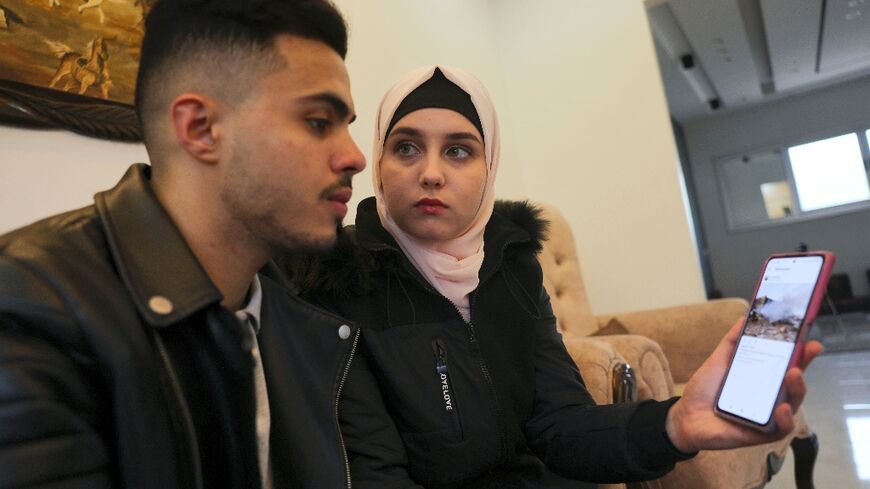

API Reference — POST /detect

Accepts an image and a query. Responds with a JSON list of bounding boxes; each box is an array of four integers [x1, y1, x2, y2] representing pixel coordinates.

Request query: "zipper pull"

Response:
[[432, 339, 454, 412], [433, 339, 448, 375]]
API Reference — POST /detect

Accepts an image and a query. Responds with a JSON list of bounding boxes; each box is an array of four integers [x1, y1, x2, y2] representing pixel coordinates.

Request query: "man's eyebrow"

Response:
[[299, 93, 356, 123]]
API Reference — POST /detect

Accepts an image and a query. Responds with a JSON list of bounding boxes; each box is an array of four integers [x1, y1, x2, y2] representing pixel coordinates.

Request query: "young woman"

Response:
[[290, 65, 816, 488]]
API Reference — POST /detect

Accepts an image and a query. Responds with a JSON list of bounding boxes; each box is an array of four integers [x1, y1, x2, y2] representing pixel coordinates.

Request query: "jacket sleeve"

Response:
[[523, 284, 694, 483], [0, 257, 112, 488], [339, 341, 425, 489]]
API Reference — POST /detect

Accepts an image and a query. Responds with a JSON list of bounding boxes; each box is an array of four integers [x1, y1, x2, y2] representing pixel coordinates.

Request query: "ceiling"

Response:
[[646, 0, 870, 122]]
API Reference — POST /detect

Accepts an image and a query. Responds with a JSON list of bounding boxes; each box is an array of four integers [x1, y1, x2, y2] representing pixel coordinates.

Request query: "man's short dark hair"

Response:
[[135, 0, 348, 148]]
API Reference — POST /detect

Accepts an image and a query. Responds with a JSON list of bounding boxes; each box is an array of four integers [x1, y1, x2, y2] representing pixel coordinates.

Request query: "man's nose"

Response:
[[333, 132, 366, 175]]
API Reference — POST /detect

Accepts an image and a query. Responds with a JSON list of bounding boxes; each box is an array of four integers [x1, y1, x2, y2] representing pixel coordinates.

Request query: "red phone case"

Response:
[[714, 251, 835, 432]]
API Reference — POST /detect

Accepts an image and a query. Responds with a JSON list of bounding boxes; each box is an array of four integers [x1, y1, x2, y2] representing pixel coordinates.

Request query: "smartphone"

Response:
[[714, 251, 835, 431]]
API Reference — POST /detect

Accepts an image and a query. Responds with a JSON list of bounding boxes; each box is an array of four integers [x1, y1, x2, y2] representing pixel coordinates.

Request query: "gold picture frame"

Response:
[[0, 0, 149, 141]]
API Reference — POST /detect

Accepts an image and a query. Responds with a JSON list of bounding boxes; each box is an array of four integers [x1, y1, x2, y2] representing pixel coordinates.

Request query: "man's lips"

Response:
[[327, 187, 352, 218], [327, 187, 352, 204]]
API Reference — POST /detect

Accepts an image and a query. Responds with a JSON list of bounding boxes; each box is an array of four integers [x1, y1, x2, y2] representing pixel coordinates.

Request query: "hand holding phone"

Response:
[[714, 252, 835, 432], [664, 252, 831, 453]]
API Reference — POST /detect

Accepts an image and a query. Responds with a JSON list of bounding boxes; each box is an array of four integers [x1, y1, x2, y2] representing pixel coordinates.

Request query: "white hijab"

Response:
[[372, 65, 500, 321]]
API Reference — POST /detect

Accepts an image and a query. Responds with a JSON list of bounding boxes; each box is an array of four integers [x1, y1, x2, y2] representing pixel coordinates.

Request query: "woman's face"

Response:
[[380, 108, 487, 244]]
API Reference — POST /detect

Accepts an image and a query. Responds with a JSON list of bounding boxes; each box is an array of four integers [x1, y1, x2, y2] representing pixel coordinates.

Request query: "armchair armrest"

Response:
[[590, 334, 674, 401], [560, 334, 628, 405], [599, 299, 748, 384]]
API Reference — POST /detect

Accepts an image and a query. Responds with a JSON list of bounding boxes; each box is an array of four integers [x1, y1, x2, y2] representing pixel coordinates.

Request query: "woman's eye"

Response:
[[395, 142, 420, 157], [446, 146, 471, 159]]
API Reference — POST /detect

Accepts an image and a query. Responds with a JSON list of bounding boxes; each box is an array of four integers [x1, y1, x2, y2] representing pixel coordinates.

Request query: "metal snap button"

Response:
[[148, 295, 174, 315], [338, 324, 352, 340]]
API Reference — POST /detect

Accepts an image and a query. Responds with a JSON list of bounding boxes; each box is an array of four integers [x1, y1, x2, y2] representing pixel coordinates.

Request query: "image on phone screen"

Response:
[[717, 255, 824, 425]]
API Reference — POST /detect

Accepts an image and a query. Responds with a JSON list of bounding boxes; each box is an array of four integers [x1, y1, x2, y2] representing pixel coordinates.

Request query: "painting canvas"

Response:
[[0, 0, 148, 140]]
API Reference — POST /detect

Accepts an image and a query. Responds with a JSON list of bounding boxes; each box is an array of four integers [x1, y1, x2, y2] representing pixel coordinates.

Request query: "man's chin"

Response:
[[275, 221, 342, 255], [295, 236, 337, 255]]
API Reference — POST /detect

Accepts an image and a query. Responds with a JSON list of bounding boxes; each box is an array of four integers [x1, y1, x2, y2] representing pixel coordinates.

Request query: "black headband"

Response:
[[385, 68, 484, 140]]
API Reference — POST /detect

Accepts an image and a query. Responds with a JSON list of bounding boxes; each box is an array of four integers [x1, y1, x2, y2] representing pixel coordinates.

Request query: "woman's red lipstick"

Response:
[[416, 198, 447, 215]]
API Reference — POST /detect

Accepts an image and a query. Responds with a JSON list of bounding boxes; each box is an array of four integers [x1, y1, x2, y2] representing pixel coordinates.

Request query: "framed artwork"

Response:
[[0, 0, 149, 141]]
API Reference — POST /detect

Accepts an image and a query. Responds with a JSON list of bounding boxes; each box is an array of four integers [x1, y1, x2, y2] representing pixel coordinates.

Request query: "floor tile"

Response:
[[766, 350, 870, 489]]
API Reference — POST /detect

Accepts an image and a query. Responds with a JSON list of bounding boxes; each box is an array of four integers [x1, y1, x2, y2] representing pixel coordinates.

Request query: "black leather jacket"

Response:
[[0, 164, 358, 488]]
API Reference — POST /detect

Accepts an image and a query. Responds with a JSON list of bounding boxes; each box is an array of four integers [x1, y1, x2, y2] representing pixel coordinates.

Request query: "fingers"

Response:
[[725, 317, 744, 342], [772, 403, 795, 437], [695, 317, 745, 373], [799, 340, 824, 370], [783, 367, 807, 412], [714, 318, 745, 355]]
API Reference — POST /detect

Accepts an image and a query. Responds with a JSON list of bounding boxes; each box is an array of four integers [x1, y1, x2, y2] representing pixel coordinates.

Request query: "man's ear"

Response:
[[169, 93, 222, 164]]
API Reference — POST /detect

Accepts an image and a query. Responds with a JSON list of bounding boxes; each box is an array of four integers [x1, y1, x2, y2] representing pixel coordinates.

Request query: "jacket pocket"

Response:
[[432, 338, 464, 439]]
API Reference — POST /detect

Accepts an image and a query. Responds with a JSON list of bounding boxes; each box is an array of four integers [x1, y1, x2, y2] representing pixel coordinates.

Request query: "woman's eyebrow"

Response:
[[388, 127, 481, 144], [388, 127, 422, 138], [445, 132, 482, 144]]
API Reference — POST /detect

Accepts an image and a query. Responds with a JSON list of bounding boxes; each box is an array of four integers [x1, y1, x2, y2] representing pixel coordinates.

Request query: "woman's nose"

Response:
[[419, 158, 445, 188]]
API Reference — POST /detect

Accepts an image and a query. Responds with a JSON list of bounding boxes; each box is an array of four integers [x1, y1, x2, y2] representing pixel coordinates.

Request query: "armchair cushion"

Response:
[[607, 299, 748, 384], [591, 318, 629, 336]]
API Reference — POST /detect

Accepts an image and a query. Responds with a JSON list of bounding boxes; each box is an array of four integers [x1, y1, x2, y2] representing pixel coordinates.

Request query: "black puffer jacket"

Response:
[[291, 197, 693, 489]]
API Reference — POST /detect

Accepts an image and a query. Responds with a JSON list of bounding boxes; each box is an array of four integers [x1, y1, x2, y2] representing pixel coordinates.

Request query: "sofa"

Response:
[[535, 202, 818, 489]]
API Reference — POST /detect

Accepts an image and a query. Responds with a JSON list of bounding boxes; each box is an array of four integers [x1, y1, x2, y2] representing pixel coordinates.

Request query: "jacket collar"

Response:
[[354, 196, 532, 284], [94, 163, 222, 327]]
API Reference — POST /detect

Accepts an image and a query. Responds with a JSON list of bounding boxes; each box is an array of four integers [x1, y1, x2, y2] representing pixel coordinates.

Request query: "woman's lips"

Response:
[[416, 198, 447, 215]]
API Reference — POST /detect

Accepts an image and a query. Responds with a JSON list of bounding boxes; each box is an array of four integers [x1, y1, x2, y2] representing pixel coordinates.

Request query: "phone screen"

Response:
[[717, 255, 824, 425]]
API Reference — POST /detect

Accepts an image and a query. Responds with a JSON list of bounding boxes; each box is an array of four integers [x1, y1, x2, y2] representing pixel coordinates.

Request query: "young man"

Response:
[[0, 0, 364, 487]]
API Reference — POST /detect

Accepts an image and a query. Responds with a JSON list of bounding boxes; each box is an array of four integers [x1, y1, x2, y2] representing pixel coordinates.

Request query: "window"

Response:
[[787, 134, 870, 212], [717, 129, 870, 230], [719, 150, 792, 227]]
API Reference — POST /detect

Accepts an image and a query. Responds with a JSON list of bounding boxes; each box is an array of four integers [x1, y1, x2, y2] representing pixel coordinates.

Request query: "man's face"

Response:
[[220, 35, 365, 254]]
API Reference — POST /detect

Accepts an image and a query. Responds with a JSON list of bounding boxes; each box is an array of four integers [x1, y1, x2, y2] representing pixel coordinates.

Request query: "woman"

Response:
[[291, 65, 696, 488]]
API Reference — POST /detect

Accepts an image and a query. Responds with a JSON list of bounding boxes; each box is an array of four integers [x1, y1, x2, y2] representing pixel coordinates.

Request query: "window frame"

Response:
[[715, 126, 870, 232]]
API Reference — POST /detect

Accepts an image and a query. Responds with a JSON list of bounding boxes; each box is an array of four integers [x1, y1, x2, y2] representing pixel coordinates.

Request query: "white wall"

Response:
[[0, 1, 706, 315], [0, 126, 148, 232], [683, 75, 870, 299], [491, 1, 706, 313]]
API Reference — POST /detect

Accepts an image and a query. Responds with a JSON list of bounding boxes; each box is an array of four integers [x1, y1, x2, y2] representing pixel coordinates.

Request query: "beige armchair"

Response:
[[536, 202, 818, 489]]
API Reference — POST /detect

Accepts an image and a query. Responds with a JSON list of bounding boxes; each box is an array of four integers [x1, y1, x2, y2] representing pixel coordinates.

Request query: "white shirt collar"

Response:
[[235, 275, 263, 334]]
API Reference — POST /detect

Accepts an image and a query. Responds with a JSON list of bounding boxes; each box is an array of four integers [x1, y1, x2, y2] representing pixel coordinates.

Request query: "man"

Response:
[[0, 0, 364, 487]]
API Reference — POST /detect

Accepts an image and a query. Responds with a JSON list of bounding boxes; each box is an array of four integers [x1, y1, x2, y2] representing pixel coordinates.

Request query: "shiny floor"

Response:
[[766, 349, 870, 489]]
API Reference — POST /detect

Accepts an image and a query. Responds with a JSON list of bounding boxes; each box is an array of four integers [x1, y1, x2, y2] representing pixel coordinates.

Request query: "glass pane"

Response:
[[719, 150, 790, 227], [760, 181, 795, 219], [788, 133, 870, 212]]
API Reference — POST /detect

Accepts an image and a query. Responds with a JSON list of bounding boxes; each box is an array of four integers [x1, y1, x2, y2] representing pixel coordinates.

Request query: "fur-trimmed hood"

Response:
[[489, 199, 548, 255], [279, 198, 548, 300]]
